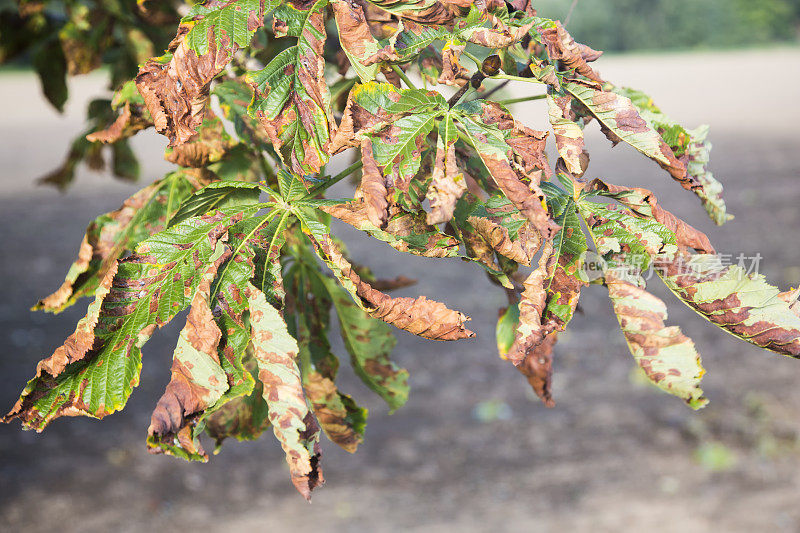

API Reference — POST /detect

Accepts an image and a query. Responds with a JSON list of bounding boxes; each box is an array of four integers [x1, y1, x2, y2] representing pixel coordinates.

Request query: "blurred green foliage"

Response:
[[536, 0, 800, 52]]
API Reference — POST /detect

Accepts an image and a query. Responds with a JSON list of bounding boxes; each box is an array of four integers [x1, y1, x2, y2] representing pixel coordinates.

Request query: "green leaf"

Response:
[[247, 0, 332, 176], [286, 263, 368, 452], [542, 183, 588, 328], [496, 304, 520, 359], [171, 181, 262, 227], [183, 0, 271, 55], [5, 209, 254, 431]]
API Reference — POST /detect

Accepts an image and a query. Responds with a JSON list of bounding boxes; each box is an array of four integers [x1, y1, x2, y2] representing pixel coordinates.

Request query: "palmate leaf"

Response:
[[505, 182, 587, 367], [247, 0, 333, 177], [36, 170, 209, 313], [456, 99, 558, 241], [5, 209, 252, 430], [10, 0, 800, 503]]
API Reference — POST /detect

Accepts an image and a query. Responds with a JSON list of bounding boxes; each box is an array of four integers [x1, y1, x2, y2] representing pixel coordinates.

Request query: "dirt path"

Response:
[[1, 48, 800, 532]]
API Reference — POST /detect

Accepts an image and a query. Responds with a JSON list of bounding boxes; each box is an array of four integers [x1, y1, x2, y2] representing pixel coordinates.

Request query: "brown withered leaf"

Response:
[[359, 138, 389, 227], [588, 179, 715, 254], [367, 0, 464, 24], [437, 40, 469, 86], [538, 21, 603, 82], [308, 230, 474, 340], [547, 94, 586, 176], [468, 216, 538, 265], [516, 331, 558, 407], [322, 200, 460, 258], [86, 102, 153, 144], [459, 101, 558, 241], [164, 112, 235, 168], [303, 371, 361, 453], [506, 242, 551, 366], [330, 81, 406, 153], [332, 0, 392, 81], [427, 114, 466, 224], [137, 2, 266, 146], [463, 18, 534, 49]]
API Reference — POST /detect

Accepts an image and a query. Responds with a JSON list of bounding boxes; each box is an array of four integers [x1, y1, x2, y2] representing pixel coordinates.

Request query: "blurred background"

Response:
[[1, 2, 800, 532]]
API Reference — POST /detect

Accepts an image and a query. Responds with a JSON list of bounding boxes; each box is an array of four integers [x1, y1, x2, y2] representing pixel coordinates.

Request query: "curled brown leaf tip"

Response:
[[507, 249, 549, 366], [517, 332, 558, 407], [147, 246, 232, 457], [287, 412, 324, 500], [137, 5, 265, 146], [86, 103, 153, 144]]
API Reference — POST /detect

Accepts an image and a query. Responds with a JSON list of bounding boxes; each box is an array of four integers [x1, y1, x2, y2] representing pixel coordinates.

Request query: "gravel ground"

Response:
[[1, 48, 800, 532]]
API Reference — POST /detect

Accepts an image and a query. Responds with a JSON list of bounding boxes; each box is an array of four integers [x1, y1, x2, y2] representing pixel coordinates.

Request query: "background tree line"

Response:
[[536, 0, 800, 52]]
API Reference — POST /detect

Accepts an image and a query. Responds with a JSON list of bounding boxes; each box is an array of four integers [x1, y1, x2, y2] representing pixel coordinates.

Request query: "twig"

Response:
[[565, 0, 579, 25], [478, 79, 510, 101]]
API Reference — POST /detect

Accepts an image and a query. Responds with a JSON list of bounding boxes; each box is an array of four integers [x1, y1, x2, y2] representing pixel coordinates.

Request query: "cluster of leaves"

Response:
[[4, 0, 800, 499]]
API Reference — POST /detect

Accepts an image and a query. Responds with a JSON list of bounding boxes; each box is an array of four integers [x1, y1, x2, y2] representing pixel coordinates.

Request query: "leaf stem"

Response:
[[462, 50, 483, 69], [488, 74, 545, 85], [307, 160, 363, 197], [495, 94, 548, 105], [391, 64, 417, 90]]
